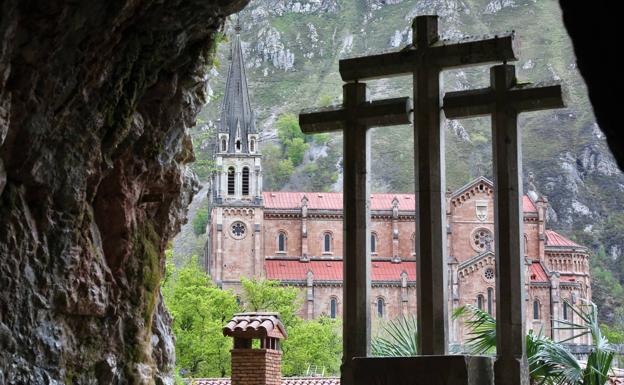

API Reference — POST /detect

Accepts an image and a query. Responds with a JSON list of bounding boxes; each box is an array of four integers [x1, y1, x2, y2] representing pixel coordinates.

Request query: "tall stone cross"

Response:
[[443, 64, 564, 385], [339, 15, 516, 355], [299, 82, 412, 384]]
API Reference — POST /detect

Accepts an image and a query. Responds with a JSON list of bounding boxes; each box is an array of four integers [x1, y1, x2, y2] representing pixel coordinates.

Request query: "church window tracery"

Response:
[[484, 267, 495, 281], [323, 233, 332, 253], [242, 167, 250, 195], [330, 297, 337, 319], [231, 221, 247, 239], [278, 232, 286, 253], [228, 167, 235, 195], [371, 233, 377, 254], [377, 297, 385, 318], [472, 228, 493, 252], [533, 300, 540, 320]]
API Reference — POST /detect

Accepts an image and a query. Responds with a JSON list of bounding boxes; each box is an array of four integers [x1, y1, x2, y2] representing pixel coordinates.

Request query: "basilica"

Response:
[[204, 27, 592, 346]]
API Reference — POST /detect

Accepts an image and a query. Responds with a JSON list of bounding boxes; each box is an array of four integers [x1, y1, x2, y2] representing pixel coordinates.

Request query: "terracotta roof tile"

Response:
[[264, 192, 536, 212], [545, 230, 582, 248], [266, 259, 415, 282], [529, 262, 549, 282]]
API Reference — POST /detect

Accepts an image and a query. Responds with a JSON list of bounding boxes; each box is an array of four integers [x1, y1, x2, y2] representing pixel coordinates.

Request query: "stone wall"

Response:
[[0, 1, 246, 383]]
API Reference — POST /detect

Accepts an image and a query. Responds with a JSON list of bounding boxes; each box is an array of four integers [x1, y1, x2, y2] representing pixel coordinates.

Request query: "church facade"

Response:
[[204, 28, 592, 346]]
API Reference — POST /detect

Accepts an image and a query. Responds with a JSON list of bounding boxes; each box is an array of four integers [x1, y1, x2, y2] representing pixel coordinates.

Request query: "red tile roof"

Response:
[[529, 262, 549, 282], [545, 230, 582, 248], [265, 259, 416, 282], [523, 196, 537, 213], [264, 192, 537, 213], [192, 378, 340, 385]]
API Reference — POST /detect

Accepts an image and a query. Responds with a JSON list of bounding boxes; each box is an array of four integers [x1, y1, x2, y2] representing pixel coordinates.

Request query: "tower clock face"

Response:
[[230, 221, 247, 239]]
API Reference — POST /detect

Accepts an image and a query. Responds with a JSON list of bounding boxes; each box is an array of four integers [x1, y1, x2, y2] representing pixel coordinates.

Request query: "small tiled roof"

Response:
[[529, 262, 549, 282], [545, 230, 582, 248], [192, 378, 340, 385], [223, 313, 287, 339], [265, 259, 416, 282], [264, 191, 537, 213]]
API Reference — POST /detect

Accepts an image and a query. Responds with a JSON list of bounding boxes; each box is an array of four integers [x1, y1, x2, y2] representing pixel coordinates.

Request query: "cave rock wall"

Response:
[[0, 1, 246, 383]]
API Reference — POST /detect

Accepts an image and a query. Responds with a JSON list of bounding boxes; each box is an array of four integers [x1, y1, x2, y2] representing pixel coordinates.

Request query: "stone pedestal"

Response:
[[353, 355, 494, 385]]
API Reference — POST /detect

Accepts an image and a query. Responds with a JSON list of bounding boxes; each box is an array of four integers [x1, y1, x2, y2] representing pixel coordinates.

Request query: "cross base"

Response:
[[352, 355, 494, 385]]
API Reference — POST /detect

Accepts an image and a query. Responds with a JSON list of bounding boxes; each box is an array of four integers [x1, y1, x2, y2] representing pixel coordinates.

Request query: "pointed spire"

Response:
[[220, 17, 256, 153]]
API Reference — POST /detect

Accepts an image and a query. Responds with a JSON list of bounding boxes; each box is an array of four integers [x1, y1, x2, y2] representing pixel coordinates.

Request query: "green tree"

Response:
[[276, 113, 309, 167], [192, 206, 209, 236], [282, 317, 342, 376], [262, 143, 295, 189], [240, 278, 342, 376], [240, 277, 301, 328], [162, 256, 240, 378]]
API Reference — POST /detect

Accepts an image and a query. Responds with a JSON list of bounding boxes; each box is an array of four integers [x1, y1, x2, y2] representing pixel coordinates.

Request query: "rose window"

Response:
[[231, 222, 247, 239], [484, 267, 495, 280], [472, 229, 493, 252]]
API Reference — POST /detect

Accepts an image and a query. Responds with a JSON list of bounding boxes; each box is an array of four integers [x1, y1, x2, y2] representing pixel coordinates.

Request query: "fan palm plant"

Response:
[[371, 315, 418, 357], [453, 301, 615, 385]]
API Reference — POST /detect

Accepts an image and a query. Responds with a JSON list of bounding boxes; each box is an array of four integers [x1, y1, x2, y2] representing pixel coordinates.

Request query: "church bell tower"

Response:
[[206, 22, 264, 288]]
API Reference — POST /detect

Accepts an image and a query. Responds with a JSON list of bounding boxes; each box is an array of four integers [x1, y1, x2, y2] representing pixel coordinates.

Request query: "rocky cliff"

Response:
[[0, 0, 245, 383]]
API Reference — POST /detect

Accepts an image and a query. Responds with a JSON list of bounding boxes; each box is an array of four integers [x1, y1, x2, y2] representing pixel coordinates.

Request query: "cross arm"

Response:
[[299, 97, 412, 134], [433, 33, 517, 69], [358, 97, 413, 127], [510, 83, 565, 112], [339, 33, 516, 81], [443, 88, 493, 119], [299, 106, 346, 134]]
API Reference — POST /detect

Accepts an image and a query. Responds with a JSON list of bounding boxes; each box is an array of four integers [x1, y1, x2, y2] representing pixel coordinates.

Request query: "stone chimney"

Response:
[[223, 312, 287, 385]]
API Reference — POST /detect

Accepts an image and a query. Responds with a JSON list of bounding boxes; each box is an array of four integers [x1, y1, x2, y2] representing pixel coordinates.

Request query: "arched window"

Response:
[[330, 298, 337, 319], [487, 287, 493, 315], [371, 233, 377, 254], [563, 301, 569, 320], [278, 232, 286, 253], [221, 138, 227, 152], [323, 233, 332, 253], [242, 167, 250, 196], [377, 297, 386, 318], [377, 298, 385, 318], [477, 295, 484, 311], [227, 167, 235, 195], [236, 139, 241, 151], [411, 233, 416, 255], [250, 139, 255, 153], [533, 300, 540, 320]]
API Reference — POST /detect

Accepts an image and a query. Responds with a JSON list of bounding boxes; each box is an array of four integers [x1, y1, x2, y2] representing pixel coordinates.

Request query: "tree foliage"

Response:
[[164, 267, 342, 379], [162, 256, 240, 378], [276, 113, 309, 167], [192, 206, 209, 236], [371, 315, 418, 357]]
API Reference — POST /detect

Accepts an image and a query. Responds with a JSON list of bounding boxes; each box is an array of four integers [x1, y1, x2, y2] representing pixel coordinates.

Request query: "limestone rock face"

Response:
[[0, 0, 246, 383]]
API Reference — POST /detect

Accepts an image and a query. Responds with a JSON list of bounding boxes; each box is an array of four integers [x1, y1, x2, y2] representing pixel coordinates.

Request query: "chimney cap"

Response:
[[223, 312, 288, 340]]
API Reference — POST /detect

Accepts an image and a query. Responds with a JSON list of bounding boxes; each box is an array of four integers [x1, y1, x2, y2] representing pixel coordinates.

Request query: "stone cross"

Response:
[[443, 64, 564, 385], [339, 15, 516, 355], [299, 82, 412, 385]]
